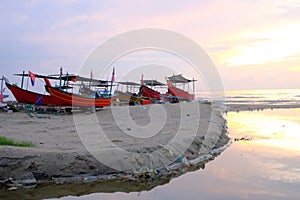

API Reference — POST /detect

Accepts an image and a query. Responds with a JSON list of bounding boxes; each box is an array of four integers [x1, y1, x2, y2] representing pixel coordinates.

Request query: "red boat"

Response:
[[5, 82, 70, 106], [167, 81, 195, 101], [139, 79, 165, 101], [45, 80, 111, 107], [6, 71, 112, 107], [166, 74, 196, 102], [139, 85, 161, 100]]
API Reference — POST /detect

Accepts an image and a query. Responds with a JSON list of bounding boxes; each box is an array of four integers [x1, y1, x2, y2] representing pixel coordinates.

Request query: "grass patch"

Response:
[[0, 136, 35, 147]]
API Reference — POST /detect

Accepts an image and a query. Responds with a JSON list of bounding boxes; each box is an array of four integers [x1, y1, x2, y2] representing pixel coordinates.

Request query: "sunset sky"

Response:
[[1, 0, 300, 91]]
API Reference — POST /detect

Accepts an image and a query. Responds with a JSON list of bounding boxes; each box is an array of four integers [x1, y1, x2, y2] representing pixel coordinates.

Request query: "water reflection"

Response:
[[228, 109, 300, 154], [2, 109, 300, 199], [228, 109, 300, 190], [49, 109, 300, 199]]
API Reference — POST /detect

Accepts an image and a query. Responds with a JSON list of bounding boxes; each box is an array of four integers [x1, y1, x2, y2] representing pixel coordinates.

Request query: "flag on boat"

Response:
[[141, 74, 144, 85], [0, 88, 3, 101], [60, 67, 63, 75], [29, 71, 36, 86]]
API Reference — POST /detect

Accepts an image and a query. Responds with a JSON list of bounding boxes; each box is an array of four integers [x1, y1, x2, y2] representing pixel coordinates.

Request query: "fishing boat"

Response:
[[44, 71, 114, 107], [45, 83, 112, 107], [0, 76, 9, 102], [139, 79, 165, 104], [6, 82, 70, 106], [6, 69, 113, 107], [166, 74, 196, 102], [4, 73, 70, 106], [114, 90, 133, 103], [113, 81, 141, 105], [0, 93, 9, 101]]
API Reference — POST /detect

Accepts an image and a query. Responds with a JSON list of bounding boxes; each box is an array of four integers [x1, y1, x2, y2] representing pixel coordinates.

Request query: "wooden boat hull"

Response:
[[6, 83, 69, 106], [0, 94, 8, 101], [113, 90, 142, 106], [139, 85, 161, 100], [168, 86, 194, 102], [114, 90, 132, 102], [45, 86, 111, 107]]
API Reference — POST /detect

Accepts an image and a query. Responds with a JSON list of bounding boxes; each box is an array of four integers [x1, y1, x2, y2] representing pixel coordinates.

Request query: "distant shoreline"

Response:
[[226, 103, 300, 112]]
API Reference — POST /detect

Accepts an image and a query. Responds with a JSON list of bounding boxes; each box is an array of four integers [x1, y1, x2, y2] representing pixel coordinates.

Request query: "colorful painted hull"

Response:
[[167, 85, 194, 102], [0, 94, 8, 101], [139, 85, 161, 100], [45, 85, 111, 107], [6, 83, 69, 106], [114, 90, 132, 102]]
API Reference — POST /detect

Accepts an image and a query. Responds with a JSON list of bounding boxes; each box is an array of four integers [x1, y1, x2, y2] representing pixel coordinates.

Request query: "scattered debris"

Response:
[[234, 136, 252, 142], [112, 139, 122, 143]]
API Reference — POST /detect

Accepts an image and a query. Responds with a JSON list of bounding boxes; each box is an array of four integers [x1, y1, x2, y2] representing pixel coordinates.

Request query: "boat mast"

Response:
[[21, 70, 25, 89], [59, 67, 62, 88], [109, 67, 115, 96], [26, 71, 29, 90], [66, 72, 69, 92], [88, 70, 92, 96], [193, 78, 195, 96]]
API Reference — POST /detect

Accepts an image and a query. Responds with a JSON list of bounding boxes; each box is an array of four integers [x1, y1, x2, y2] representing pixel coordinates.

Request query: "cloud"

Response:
[[215, 23, 300, 66], [2, 0, 300, 90], [289, 66, 300, 72]]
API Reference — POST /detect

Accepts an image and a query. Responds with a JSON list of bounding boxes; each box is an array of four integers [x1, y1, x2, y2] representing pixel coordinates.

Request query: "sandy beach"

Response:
[[0, 102, 229, 189]]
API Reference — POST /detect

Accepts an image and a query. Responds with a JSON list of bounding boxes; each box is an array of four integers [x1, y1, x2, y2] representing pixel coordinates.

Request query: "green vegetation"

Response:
[[0, 136, 34, 147]]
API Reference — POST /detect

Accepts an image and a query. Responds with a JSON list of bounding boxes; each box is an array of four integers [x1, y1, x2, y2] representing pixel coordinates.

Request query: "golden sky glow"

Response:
[[224, 23, 300, 66], [289, 66, 300, 71]]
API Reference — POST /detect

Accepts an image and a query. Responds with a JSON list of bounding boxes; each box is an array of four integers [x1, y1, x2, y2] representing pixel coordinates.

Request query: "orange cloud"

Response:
[[217, 23, 300, 67]]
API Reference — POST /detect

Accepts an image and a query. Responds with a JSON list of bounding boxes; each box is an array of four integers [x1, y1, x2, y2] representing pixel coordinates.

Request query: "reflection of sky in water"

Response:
[[222, 109, 300, 199], [57, 109, 300, 200], [228, 109, 300, 154]]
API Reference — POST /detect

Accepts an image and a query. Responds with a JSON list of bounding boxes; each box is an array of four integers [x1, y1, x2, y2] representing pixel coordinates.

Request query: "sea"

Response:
[[2, 89, 300, 200], [224, 89, 300, 106], [197, 88, 300, 106]]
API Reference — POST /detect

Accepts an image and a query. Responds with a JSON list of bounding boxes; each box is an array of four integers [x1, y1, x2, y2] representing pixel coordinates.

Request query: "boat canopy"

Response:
[[117, 81, 141, 86], [166, 74, 196, 83], [143, 80, 166, 86], [14, 73, 110, 85]]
